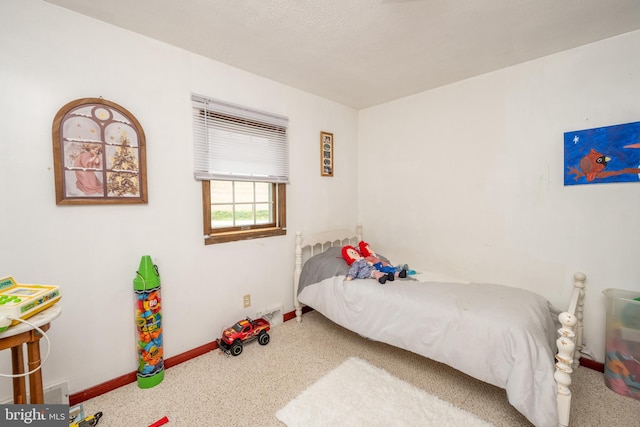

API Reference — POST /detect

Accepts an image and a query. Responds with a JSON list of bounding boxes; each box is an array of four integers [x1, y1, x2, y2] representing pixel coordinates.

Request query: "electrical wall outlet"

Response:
[[243, 294, 251, 308]]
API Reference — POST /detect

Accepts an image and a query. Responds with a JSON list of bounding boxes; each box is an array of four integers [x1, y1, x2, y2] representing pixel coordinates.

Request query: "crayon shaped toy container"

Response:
[[133, 255, 165, 388]]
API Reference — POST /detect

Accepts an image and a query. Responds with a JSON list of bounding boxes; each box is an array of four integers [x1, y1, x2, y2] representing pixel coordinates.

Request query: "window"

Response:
[[202, 180, 286, 244], [192, 95, 288, 244]]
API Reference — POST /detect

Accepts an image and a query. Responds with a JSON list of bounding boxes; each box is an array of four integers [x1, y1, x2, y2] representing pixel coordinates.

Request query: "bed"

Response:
[[293, 226, 585, 427]]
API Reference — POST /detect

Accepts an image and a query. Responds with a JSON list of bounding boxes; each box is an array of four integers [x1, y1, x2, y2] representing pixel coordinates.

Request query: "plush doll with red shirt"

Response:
[[358, 241, 407, 279], [341, 245, 394, 284]]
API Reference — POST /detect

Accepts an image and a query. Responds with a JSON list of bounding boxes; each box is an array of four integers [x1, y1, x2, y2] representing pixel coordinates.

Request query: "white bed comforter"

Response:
[[298, 275, 561, 427]]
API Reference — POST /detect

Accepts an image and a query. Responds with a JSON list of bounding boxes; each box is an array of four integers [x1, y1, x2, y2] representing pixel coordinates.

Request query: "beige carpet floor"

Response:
[[81, 310, 639, 427]]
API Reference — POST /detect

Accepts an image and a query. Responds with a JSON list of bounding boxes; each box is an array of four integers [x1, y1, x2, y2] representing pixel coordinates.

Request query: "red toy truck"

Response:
[[217, 317, 271, 356]]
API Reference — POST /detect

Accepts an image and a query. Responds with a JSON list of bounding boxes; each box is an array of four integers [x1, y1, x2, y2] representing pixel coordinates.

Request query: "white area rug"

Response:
[[276, 357, 494, 426]]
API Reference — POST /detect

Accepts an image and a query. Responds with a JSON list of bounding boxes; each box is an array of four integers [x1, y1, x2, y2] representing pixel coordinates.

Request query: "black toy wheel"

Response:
[[258, 332, 270, 345], [230, 341, 243, 356]]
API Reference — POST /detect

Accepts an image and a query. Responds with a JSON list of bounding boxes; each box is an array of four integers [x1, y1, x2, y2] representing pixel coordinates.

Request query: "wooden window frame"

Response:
[[202, 181, 286, 245]]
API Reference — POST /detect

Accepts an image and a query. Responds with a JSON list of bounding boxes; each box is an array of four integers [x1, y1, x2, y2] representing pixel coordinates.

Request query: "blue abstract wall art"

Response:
[[564, 120, 640, 186]]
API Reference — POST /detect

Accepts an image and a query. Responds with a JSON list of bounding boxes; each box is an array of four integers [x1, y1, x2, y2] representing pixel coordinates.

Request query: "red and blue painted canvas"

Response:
[[564, 121, 640, 186]]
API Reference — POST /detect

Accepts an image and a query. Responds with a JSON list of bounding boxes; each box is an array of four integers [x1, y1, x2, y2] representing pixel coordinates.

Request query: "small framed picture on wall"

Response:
[[320, 131, 333, 177]]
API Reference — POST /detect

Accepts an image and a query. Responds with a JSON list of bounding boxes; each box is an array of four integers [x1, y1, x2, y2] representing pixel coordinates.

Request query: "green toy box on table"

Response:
[[603, 288, 640, 400]]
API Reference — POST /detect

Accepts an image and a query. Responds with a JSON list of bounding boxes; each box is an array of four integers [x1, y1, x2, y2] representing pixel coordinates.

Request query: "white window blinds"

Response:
[[192, 94, 289, 183]]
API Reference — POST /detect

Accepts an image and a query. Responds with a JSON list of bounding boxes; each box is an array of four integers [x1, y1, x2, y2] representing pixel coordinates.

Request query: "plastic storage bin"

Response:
[[603, 288, 640, 400]]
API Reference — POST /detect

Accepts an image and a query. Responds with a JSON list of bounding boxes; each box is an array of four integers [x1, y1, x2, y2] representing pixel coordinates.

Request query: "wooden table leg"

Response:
[[26, 340, 44, 404], [10, 345, 27, 404]]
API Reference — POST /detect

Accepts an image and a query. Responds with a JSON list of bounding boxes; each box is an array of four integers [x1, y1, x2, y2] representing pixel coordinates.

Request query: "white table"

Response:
[[0, 305, 62, 403]]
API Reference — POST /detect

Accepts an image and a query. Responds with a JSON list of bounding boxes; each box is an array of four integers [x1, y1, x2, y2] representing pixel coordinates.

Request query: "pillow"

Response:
[[298, 247, 348, 294], [298, 246, 394, 294]]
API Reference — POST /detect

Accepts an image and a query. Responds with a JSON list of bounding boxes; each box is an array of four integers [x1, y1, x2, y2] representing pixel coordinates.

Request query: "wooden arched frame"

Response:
[[52, 98, 148, 205]]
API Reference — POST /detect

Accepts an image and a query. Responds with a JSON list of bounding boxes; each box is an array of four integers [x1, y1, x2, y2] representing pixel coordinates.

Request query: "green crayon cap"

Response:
[[134, 255, 160, 291]]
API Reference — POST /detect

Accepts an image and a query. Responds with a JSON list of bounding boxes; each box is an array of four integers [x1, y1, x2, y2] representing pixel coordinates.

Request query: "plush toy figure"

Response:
[[341, 245, 394, 284], [358, 241, 407, 279]]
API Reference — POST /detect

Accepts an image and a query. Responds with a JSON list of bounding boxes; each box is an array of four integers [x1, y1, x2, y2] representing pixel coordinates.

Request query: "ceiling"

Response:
[[44, 0, 640, 109]]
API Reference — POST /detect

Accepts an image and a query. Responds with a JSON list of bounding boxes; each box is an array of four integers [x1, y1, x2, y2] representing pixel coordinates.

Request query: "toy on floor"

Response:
[[70, 411, 102, 427], [69, 404, 85, 424], [148, 416, 169, 427], [217, 317, 270, 356], [133, 255, 164, 389]]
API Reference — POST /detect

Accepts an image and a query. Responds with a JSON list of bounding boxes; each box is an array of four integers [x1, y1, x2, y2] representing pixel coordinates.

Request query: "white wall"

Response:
[[0, 1, 359, 400], [3, 1, 637, 402], [359, 29, 640, 362]]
